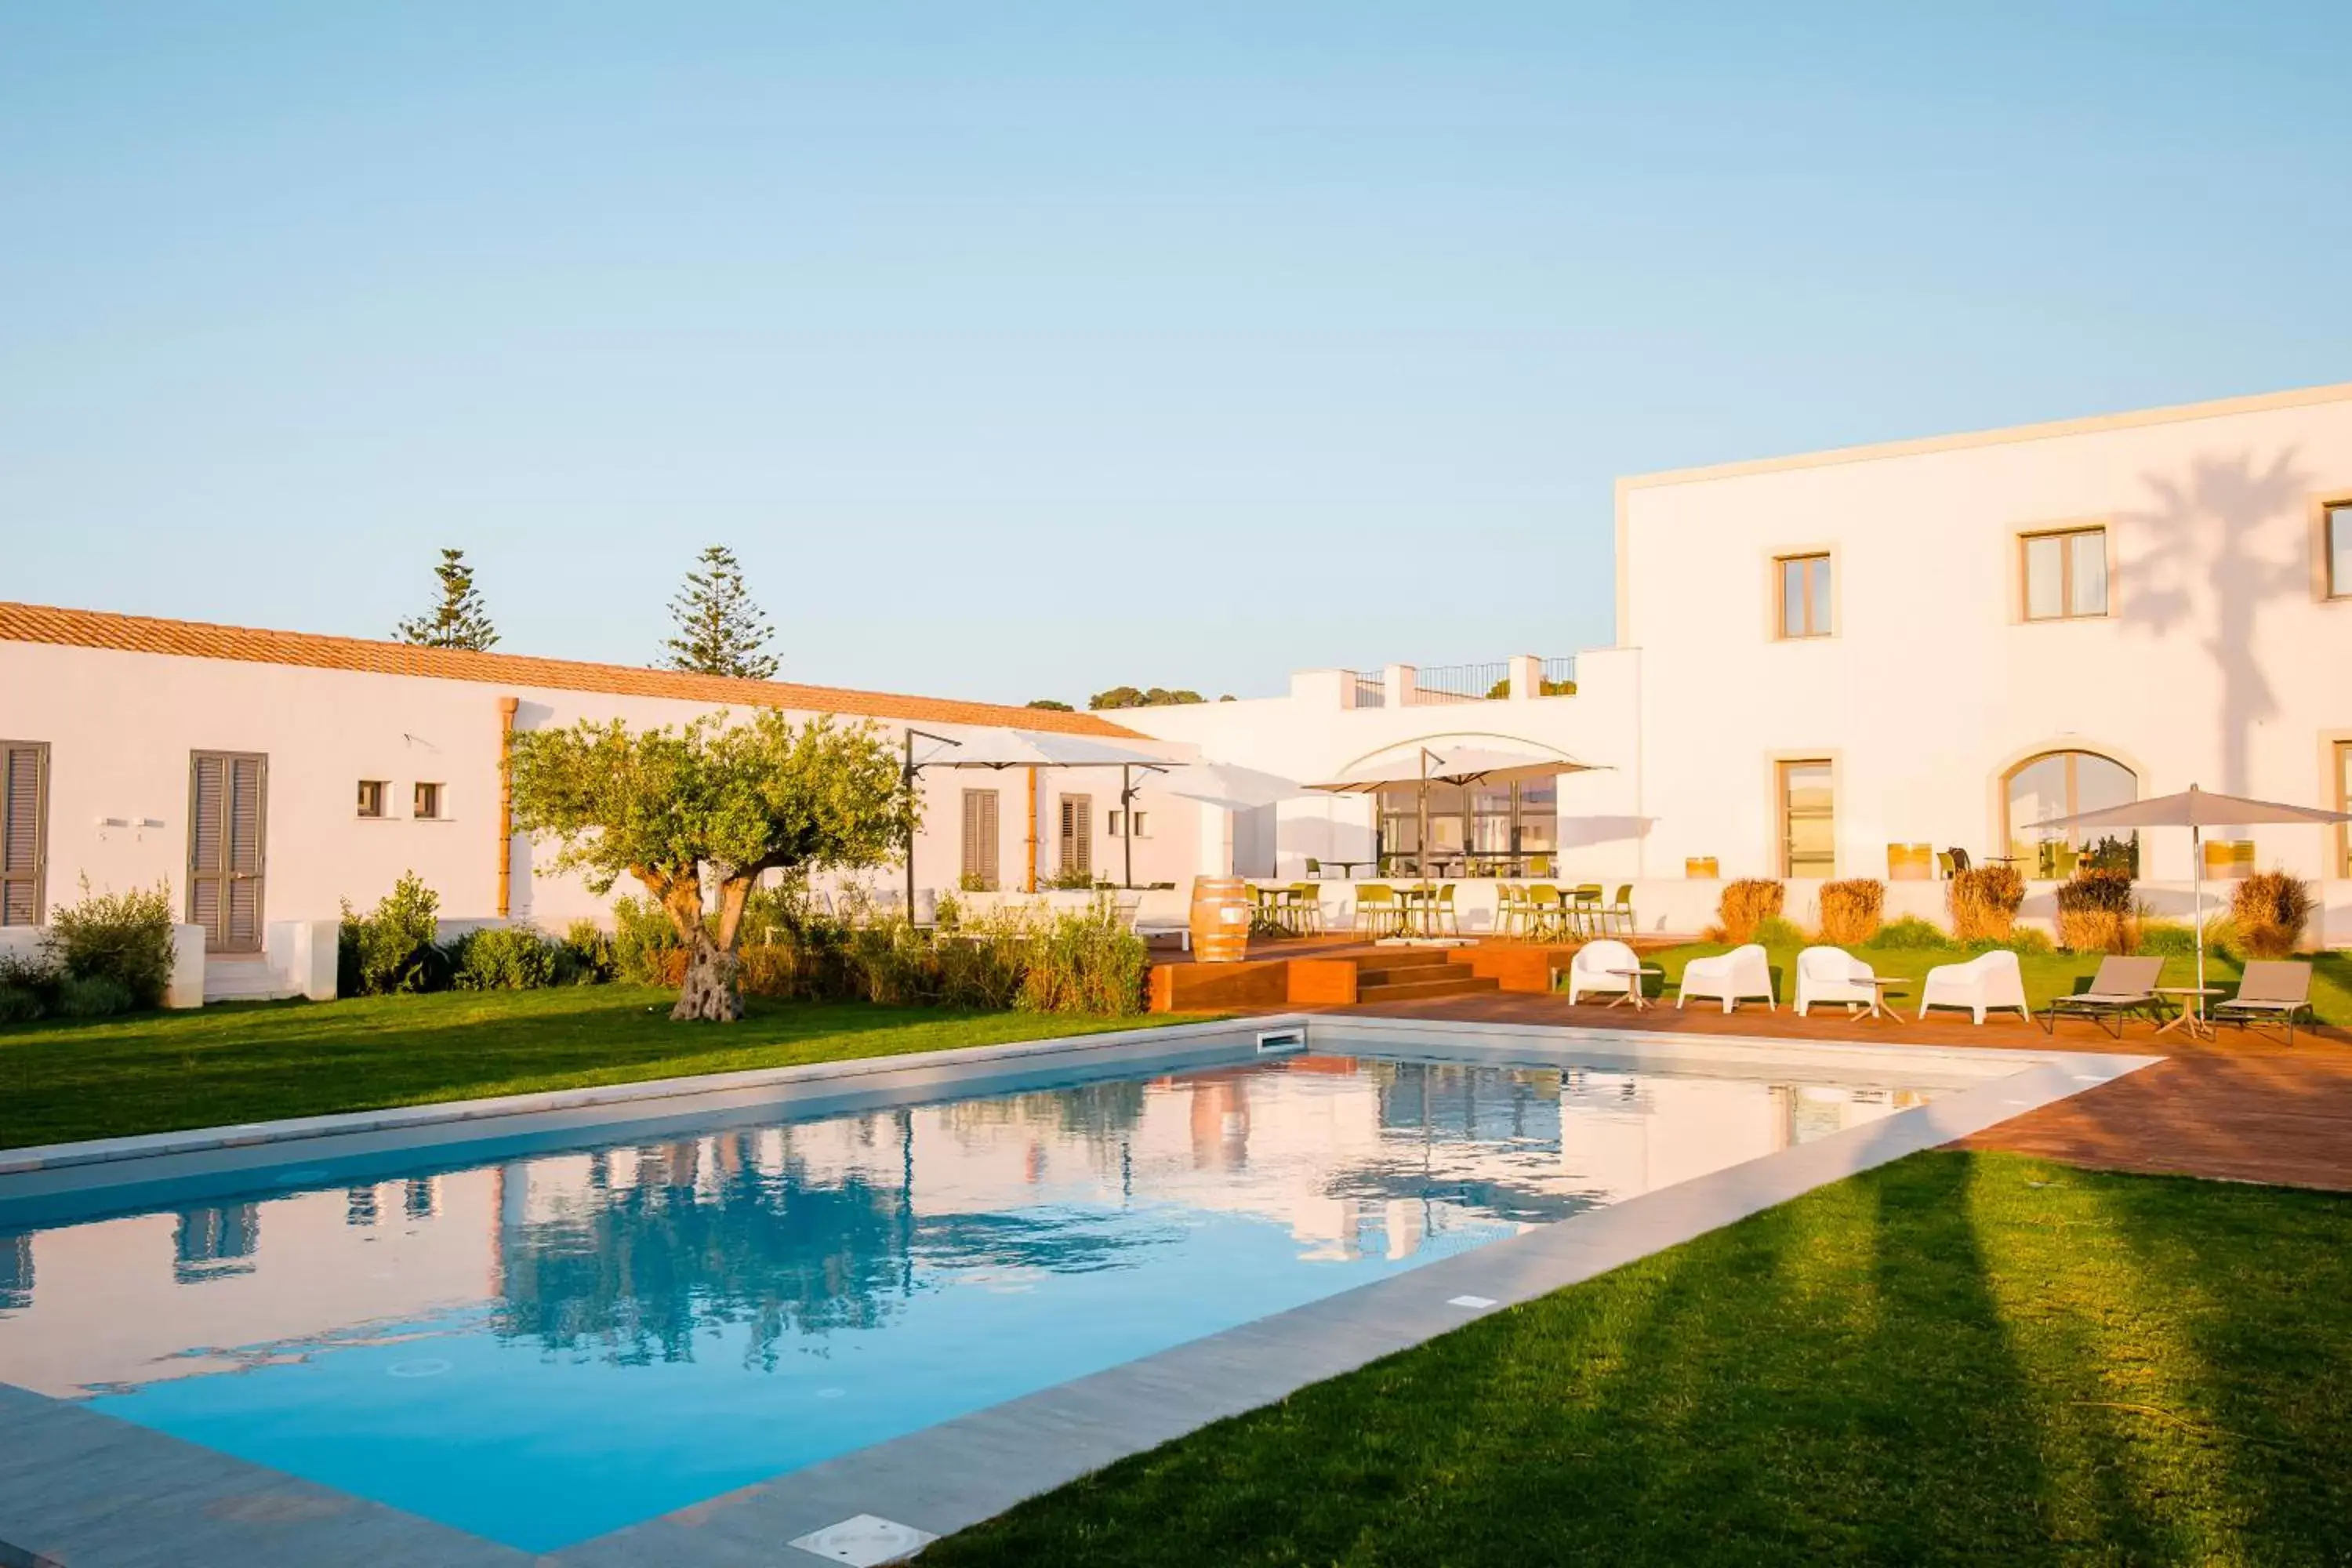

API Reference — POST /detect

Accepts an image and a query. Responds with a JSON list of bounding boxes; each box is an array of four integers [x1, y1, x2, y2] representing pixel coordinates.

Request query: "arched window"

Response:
[[2004, 751, 2137, 877]]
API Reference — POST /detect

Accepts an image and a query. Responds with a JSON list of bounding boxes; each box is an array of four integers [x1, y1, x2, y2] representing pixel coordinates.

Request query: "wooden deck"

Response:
[[1159, 941, 2352, 1193]]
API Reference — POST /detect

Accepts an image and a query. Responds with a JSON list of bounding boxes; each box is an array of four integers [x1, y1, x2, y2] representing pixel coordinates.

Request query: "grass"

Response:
[[1641, 941, 2352, 1025], [928, 1150, 2352, 1566], [0, 987, 1207, 1151]]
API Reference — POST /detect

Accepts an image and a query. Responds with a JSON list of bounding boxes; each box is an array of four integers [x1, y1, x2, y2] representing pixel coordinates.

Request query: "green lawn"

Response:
[[929, 1151, 2352, 1566], [1641, 942, 2352, 1026], [0, 988, 1203, 1151]]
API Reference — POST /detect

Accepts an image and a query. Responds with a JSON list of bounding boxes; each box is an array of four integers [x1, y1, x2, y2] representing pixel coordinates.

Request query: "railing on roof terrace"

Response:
[[1346, 670, 1385, 709], [1537, 655, 1578, 695], [1407, 662, 1509, 705]]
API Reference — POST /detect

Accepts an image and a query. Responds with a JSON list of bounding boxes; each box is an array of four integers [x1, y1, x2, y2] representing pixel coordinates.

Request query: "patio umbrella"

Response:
[[1308, 743, 1603, 875], [1157, 763, 1309, 812], [2026, 784, 2351, 996], [903, 728, 1175, 899]]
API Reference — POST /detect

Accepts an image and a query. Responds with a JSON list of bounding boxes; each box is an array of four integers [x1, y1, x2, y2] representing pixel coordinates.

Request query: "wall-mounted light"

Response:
[[96, 816, 129, 828]]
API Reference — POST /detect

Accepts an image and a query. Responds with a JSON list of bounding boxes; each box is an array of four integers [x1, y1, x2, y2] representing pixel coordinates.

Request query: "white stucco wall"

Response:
[[0, 641, 1199, 935], [1621, 387, 2352, 887]]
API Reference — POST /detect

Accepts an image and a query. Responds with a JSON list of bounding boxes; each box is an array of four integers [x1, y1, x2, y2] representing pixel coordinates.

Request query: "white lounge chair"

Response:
[[1678, 943, 1774, 1012], [1918, 949, 2029, 1025], [1563, 938, 1641, 1004], [1794, 946, 1877, 1016]]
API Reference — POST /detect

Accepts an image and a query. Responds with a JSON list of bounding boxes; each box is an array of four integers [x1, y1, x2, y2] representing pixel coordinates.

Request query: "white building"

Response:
[[1122, 379, 2352, 942], [4, 379, 2350, 996]]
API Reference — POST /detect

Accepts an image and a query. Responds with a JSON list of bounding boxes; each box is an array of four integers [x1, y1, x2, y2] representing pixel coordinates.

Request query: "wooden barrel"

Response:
[[1189, 876, 1254, 963]]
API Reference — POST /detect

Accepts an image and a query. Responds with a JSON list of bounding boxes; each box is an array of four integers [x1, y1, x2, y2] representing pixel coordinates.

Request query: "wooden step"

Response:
[[1353, 973, 1502, 1002]]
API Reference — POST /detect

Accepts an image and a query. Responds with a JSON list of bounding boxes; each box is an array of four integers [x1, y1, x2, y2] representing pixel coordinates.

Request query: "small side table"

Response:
[[1855, 975, 1907, 1022], [1606, 967, 1664, 1011], [2155, 986, 2222, 1040]]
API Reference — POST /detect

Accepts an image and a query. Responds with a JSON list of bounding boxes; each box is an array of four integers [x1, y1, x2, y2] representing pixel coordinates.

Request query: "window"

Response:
[[2022, 527, 2107, 620], [2327, 502, 2352, 599], [1777, 760, 1835, 877], [1376, 779, 1557, 868], [2337, 742, 2352, 877], [357, 779, 387, 818], [0, 742, 47, 926], [1, 741, 48, 927], [1109, 809, 1149, 839], [413, 782, 443, 820], [1776, 554, 1832, 638], [960, 789, 1000, 891], [2004, 750, 2138, 876], [1058, 794, 1094, 876]]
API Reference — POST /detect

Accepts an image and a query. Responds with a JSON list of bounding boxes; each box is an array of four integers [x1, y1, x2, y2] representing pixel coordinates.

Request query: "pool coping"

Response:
[[0, 1017, 2158, 1568]]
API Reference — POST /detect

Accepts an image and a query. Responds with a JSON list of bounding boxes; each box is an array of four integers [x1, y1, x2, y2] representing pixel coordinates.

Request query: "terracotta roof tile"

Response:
[[0, 601, 1142, 738]]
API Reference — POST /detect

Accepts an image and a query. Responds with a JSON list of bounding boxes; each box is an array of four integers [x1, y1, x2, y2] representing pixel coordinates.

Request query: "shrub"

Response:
[[1947, 865, 2024, 942], [1751, 915, 1808, 949], [0, 949, 62, 1019], [1044, 865, 1100, 891], [339, 872, 445, 996], [1866, 916, 1954, 952], [1719, 880, 1785, 945], [2132, 920, 2205, 957], [1817, 879, 1884, 946], [55, 973, 135, 1018], [42, 880, 176, 1009], [1020, 903, 1149, 1015], [0, 982, 48, 1023], [1967, 929, 2054, 956], [2230, 871, 2314, 960], [612, 896, 684, 985], [553, 920, 618, 985], [452, 925, 557, 990], [957, 871, 989, 893], [2054, 866, 2134, 953]]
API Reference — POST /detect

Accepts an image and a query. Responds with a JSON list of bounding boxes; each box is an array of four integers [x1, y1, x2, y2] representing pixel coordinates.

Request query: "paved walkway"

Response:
[[1293, 986, 2352, 1192]]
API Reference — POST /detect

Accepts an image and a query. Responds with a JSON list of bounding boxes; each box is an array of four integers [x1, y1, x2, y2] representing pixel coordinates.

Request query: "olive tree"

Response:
[[509, 710, 913, 1020]]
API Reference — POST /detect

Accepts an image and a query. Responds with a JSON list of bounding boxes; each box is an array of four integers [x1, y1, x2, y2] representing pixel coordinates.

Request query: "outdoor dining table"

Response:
[[1396, 884, 1440, 936]]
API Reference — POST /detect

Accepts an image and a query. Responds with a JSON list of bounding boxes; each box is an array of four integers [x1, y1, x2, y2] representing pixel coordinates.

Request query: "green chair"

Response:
[[1604, 883, 1635, 935], [1496, 883, 1529, 939], [1434, 884, 1460, 935], [1354, 883, 1401, 936], [1568, 884, 1603, 938], [1524, 884, 1563, 942], [1286, 883, 1324, 935], [1526, 853, 1555, 878], [1305, 857, 1324, 880], [1250, 884, 1284, 936]]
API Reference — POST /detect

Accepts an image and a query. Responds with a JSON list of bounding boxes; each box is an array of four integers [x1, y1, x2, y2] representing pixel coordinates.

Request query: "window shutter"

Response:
[[0, 743, 45, 927], [1060, 793, 1093, 876], [961, 789, 1000, 891]]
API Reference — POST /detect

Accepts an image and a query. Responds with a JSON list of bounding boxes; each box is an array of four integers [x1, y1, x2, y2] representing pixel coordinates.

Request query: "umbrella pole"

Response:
[[1123, 764, 1134, 891], [1418, 749, 1431, 884], [2192, 823, 2205, 997]]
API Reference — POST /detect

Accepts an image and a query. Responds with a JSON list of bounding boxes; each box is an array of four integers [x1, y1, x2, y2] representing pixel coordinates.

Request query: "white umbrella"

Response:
[[2027, 783, 2350, 996], [1308, 743, 1604, 875], [905, 728, 1176, 896], [1158, 763, 1309, 812]]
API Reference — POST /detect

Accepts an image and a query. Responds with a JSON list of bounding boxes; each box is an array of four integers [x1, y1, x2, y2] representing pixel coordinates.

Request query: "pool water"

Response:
[[0, 1050, 1933, 1551]]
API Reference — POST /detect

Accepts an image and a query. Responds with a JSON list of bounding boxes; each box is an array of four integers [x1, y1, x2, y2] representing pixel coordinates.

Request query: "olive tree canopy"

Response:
[[510, 710, 913, 1020]]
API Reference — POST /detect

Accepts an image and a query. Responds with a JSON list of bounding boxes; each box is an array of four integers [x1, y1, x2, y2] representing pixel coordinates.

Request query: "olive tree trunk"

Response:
[[657, 866, 757, 1022], [673, 927, 746, 1022]]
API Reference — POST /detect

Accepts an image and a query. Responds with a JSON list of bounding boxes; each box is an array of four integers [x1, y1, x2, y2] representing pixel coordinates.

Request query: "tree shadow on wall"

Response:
[[2119, 451, 2310, 796]]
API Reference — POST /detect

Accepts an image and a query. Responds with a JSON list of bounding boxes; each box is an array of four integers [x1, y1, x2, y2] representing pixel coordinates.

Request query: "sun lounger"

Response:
[[2212, 960, 2315, 1046], [2038, 955, 2169, 1039]]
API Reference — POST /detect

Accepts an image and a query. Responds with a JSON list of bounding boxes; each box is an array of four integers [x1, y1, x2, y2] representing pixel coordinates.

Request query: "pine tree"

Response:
[[661, 545, 779, 680], [394, 547, 499, 650]]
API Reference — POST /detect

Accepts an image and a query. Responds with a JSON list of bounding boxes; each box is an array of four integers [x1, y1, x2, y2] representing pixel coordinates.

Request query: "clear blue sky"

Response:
[[5, 2, 2347, 705]]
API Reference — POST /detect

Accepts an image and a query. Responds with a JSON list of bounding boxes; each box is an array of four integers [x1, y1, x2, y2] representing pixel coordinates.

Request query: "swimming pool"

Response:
[[0, 1022, 2135, 1560]]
